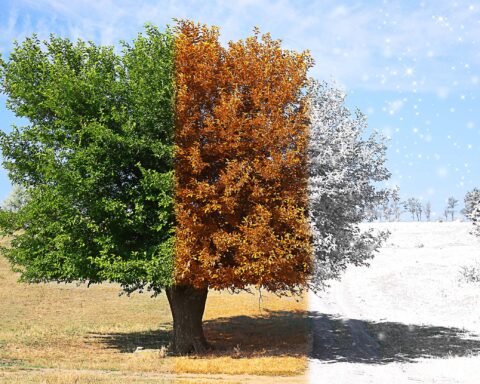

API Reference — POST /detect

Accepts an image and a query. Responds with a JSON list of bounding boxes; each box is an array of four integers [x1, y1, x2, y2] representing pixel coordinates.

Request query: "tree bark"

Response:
[[166, 284, 210, 354]]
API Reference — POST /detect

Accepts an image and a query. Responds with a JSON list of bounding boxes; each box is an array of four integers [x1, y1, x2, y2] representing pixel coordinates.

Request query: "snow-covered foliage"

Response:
[[307, 81, 390, 291], [386, 185, 402, 221], [463, 188, 480, 217], [1, 185, 29, 212], [403, 197, 422, 221], [469, 201, 480, 237], [463, 188, 480, 236]]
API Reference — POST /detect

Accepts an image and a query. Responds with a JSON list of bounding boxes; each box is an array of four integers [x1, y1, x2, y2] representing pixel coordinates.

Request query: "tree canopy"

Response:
[[307, 81, 390, 291], [174, 21, 313, 293], [465, 189, 480, 236], [463, 188, 480, 217], [0, 25, 175, 293], [0, 21, 391, 354]]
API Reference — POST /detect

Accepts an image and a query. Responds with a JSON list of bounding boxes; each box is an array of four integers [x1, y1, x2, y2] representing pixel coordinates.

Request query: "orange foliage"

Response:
[[174, 20, 313, 293]]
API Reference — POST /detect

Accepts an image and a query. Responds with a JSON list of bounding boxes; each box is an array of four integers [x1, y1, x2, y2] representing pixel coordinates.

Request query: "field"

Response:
[[309, 221, 480, 383], [0, 237, 308, 384], [3, 222, 479, 383]]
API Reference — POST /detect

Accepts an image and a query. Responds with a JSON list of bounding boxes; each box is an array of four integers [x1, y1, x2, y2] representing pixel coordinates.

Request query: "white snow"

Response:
[[309, 221, 480, 384]]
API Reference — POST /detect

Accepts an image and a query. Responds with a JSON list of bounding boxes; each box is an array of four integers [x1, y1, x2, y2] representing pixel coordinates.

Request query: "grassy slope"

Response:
[[0, 237, 308, 383]]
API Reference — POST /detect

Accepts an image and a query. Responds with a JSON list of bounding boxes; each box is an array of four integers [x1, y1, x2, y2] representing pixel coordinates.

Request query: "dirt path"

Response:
[[309, 222, 480, 384]]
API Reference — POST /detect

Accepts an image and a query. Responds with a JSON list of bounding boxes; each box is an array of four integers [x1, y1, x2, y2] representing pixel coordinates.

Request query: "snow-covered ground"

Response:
[[308, 222, 480, 384]]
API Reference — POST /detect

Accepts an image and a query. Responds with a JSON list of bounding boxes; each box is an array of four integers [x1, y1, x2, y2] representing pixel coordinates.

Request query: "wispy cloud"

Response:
[[1, 0, 479, 92]]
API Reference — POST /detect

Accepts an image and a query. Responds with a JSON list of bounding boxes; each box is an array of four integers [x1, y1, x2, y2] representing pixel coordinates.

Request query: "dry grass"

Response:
[[0, 236, 309, 382], [0, 369, 176, 384], [0, 368, 303, 384]]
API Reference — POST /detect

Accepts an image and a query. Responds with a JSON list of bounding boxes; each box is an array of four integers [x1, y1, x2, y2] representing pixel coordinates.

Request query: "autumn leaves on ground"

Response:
[[0, 238, 309, 383]]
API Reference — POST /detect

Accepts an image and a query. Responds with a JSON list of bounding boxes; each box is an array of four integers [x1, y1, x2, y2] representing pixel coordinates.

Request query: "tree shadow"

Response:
[[202, 310, 309, 356], [89, 310, 309, 356], [89, 310, 480, 361], [310, 312, 480, 364], [89, 328, 171, 353]]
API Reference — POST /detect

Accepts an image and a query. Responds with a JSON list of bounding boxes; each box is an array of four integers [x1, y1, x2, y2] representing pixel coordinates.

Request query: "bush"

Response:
[[459, 263, 480, 284]]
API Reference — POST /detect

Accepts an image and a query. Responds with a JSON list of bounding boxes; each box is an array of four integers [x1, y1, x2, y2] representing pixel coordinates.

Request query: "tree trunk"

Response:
[[166, 285, 210, 354]]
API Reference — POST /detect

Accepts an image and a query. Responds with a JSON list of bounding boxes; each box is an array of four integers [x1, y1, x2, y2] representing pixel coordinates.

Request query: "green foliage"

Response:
[[0, 209, 18, 237], [0, 25, 175, 293]]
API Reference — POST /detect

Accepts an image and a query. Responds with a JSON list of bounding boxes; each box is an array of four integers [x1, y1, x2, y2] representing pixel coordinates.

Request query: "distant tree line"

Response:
[[372, 186, 479, 225]]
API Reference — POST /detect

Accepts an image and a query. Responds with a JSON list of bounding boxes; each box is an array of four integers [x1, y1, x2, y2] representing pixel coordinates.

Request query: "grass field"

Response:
[[0, 237, 309, 383]]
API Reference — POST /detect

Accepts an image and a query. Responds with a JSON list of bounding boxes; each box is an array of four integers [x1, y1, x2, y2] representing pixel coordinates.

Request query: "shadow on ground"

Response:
[[89, 328, 171, 353], [310, 312, 480, 364], [89, 310, 480, 361], [89, 310, 308, 356]]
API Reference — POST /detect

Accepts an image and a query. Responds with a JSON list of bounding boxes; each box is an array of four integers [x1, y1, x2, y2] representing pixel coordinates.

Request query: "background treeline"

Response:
[[371, 186, 480, 224]]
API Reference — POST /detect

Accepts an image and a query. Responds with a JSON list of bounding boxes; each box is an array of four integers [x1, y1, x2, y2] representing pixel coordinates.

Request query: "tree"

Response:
[[307, 81, 390, 291], [0, 185, 30, 232], [415, 200, 423, 221], [380, 189, 396, 222], [370, 204, 383, 221], [173, 21, 313, 352], [469, 201, 480, 237], [462, 188, 480, 218], [0, 25, 176, 335], [382, 202, 393, 222], [0, 21, 313, 355], [0, 21, 392, 356], [463, 189, 480, 236], [425, 201, 432, 221], [390, 185, 402, 221], [1, 184, 29, 212], [403, 198, 419, 221], [446, 197, 459, 221]]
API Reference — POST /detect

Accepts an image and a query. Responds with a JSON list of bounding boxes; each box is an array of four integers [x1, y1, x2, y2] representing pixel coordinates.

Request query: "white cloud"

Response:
[[1, 0, 479, 92]]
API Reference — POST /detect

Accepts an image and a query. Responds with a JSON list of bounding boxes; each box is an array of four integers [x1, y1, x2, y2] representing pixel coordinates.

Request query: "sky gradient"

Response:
[[0, 0, 479, 219]]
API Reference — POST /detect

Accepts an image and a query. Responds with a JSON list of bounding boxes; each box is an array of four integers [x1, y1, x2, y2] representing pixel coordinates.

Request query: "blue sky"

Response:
[[0, 0, 479, 219]]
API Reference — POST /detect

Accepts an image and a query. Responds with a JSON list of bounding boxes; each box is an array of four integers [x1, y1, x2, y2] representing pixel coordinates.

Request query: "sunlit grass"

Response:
[[0, 236, 308, 382]]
